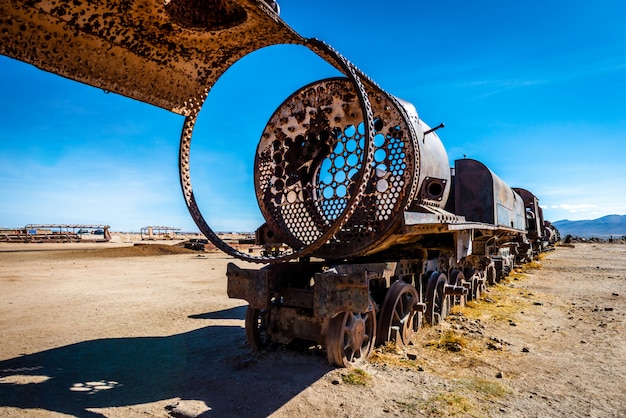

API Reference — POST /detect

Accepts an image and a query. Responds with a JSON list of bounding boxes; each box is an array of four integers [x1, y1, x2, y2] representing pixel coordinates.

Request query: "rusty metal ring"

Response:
[[178, 38, 376, 264], [345, 65, 422, 209]]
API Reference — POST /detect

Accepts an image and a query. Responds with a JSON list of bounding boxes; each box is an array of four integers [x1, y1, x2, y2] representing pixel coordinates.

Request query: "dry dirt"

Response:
[[0, 242, 624, 417]]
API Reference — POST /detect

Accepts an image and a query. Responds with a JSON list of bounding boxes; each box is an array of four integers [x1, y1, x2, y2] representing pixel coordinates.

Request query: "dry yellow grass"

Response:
[[458, 376, 513, 398], [455, 286, 527, 323], [370, 342, 422, 369], [418, 377, 513, 416], [425, 329, 469, 352], [422, 392, 478, 416]]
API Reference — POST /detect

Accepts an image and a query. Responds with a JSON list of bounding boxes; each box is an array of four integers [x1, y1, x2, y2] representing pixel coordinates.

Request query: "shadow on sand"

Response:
[[0, 306, 331, 417]]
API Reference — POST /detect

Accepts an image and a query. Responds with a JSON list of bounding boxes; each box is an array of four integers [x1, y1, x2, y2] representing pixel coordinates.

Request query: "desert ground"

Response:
[[0, 240, 624, 417]]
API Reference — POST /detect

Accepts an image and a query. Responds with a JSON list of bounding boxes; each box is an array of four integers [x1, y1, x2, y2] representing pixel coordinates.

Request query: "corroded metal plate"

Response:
[[0, 0, 302, 115]]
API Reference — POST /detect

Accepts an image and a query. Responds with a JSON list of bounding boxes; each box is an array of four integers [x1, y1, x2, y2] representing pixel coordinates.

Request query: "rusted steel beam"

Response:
[[226, 262, 270, 309], [313, 269, 370, 319], [0, 0, 302, 116]]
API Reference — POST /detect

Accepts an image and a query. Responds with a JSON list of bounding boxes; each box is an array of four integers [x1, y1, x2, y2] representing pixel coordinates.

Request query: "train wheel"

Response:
[[425, 272, 449, 326], [377, 281, 421, 347], [437, 275, 451, 319], [449, 269, 466, 307], [467, 275, 475, 301], [472, 274, 481, 300], [481, 270, 488, 294], [486, 263, 496, 286], [245, 307, 271, 350], [326, 308, 376, 367], [464, 268, 475, 302]]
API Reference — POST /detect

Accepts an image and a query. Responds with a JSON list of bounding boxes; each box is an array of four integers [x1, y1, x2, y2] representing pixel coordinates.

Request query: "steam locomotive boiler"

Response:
[[0, 0, 556, 367]]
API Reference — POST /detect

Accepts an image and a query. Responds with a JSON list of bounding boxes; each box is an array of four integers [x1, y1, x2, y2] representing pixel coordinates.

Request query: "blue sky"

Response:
[[1, 0, 625, 232]]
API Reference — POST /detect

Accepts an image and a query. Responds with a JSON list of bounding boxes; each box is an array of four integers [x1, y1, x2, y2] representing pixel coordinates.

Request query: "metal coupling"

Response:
[[415, 302, 427, 313], [444, 284, 468, 296]]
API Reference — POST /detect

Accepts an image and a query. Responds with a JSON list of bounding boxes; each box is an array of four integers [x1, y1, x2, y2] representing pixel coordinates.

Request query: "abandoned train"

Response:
[[226, 77, 559, 367], [0, 0, 559, 368]]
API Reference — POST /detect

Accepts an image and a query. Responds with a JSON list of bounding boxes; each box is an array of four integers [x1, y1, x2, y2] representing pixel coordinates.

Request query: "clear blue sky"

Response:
[[1, 0, 625, 232]]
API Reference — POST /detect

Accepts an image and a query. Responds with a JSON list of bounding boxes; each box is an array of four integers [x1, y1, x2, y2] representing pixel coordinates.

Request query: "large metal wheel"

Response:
[[449, 269, 467, 307], [377, 281, 421, 347], [425, 272, 449, 326], [245, 307, 271, 350], [436, 275, 451, 320], [471, 274, 481, 301], [326, 308, 376, 367], [486, 263, 497, 286], [464, 268, 476, 302], [178, 40, 378, 265]]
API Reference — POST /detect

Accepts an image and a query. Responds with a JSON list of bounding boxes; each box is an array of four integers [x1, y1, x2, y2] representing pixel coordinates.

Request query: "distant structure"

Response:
[[0, 224, 111, 243], [140, 226, 180, 240]]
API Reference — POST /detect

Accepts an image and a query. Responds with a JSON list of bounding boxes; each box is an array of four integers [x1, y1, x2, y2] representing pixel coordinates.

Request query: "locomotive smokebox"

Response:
[[254, 77, 451, 259]]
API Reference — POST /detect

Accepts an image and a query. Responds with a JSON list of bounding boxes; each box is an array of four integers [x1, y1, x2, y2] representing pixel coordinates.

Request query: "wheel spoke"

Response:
[[425, 272, 448, 325], [377, 281, 420, 346], [326, 305, 376, 367]]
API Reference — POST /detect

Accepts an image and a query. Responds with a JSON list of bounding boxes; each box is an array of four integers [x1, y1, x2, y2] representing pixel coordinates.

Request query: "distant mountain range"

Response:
[[553, 215, 626, 238]]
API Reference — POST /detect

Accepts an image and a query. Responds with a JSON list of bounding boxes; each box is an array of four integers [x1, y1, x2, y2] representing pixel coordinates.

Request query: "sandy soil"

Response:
[[0, 242, 624, 417]]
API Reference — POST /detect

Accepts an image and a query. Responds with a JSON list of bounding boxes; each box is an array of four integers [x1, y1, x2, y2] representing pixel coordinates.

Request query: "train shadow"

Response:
[[0, 307, 331, 417], [188, 305, 247, 320]]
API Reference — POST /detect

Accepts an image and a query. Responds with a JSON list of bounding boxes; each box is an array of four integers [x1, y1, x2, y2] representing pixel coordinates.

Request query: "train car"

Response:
[[513, 187, 545, 259], [0, 224, 111, 243], [543, 219, 561, 246]]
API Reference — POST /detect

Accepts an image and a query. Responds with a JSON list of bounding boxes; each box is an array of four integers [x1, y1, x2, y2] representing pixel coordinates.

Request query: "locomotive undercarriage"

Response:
[[227, 219, 526, 367]]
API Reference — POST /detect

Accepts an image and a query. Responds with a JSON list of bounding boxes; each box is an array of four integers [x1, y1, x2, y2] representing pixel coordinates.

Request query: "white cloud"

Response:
[[542, 198, 625, 222], [550, 204, 597, 211]]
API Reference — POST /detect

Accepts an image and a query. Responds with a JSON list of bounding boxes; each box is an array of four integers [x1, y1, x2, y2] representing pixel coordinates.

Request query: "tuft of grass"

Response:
[[369, 341, 405, 366], [449, 305, 465, 316], [459, 376, 513, 398], [459, 283, 531, 323], [426, 330, 468, 352], [341, 368, 372, 386], [423, 392, 477, 416], [536, 252, 548, 261], [420, 378, 513, 416], [379, 341, 402, 354], [522, 260, 542, 271], [507, 270, 528, 281], [463, 300, 480, 310], [369, 344, 422, 369]]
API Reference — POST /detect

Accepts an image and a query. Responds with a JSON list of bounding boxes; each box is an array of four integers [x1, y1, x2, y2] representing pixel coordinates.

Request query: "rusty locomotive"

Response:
[[224, 77, 558, 366], [0, 1, 557, 367]]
